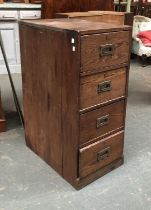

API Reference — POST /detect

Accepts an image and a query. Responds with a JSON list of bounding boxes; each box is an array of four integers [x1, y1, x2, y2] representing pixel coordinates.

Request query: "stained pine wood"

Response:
[[20, 19, 131, 189], [20, 19, 131, 36], [20, 26, 63, 174], [79, 131, 124, 178], [80, 67, 127, 110], [20, 21, 80, 185]]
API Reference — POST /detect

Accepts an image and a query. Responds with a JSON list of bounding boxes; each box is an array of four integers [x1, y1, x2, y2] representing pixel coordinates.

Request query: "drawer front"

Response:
[[19, 10, 41, 20], [0, 11, 18, 20], [79, 131, 124, 178], [80, 100, 125, 145], [80, 67, 127, 110], [81, 31, 130, 73]]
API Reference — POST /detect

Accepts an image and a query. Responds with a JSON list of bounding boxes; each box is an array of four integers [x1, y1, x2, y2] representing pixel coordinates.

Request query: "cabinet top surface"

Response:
[[20, 19, 131, 35], [0, 3, 41, 9]]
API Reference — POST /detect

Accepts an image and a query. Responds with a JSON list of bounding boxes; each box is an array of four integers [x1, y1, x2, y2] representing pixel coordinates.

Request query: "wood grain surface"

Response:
[[80, 100, 125, 145], [81, 30, 131, 73], [80, 67, 127, 110], [20, 26, 63, 174], [79, 131, 124, 178], [20, 19, 131, 36], [20, 23, 81, 186]]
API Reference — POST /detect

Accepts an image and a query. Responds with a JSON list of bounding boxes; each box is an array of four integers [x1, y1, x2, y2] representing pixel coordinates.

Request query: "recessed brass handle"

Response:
[[100, 44, 114, 57], [97, 147, 111, 161], [96, 115, 109, 129], [97, 81, 112, 94]]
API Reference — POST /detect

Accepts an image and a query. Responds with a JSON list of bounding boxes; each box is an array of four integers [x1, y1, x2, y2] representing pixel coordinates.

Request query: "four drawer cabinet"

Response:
[[19, 19, 131, 189]]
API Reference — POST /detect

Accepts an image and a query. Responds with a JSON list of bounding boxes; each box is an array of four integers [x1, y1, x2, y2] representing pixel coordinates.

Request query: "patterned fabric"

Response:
[[132, 15, 151, 57], [137, 31, 151, 47]]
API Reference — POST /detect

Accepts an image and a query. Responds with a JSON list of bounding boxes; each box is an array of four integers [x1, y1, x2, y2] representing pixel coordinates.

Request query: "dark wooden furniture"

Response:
[[0, 92, 6, 132], [56, 11, 134, 26], [140, 2, 151, 17], [42, 0, 114, 18], [19, 19, 131, 189], [114, 0, 151, 17], [114, 1, 127, 12], [79, 0, 114, 11]]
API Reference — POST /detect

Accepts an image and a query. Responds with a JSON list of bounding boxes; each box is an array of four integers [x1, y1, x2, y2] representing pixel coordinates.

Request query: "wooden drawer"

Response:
[[80, 67, 127, 110], [81, 31, 130, 73], [80, 100, 125, 145], [79, 131, 124, 178]]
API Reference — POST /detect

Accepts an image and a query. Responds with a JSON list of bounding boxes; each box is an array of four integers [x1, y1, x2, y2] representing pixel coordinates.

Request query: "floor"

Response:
[[0, 59, 151, 210]]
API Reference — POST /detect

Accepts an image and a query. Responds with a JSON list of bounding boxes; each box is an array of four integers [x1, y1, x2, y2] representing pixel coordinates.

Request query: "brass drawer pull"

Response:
[[97, 81, 112, 94], [97, 147, 111, 161], [96, 115, 109, 128], [100, 44, 114, 57]]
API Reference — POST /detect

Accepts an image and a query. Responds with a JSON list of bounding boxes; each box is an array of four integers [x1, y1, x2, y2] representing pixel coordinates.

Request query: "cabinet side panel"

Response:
[[19, 25, 63, 175], [61, 31, 80, 184]]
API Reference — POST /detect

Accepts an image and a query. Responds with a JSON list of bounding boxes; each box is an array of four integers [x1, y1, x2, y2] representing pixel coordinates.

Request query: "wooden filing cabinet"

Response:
[[19, 19, 131, 189]]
